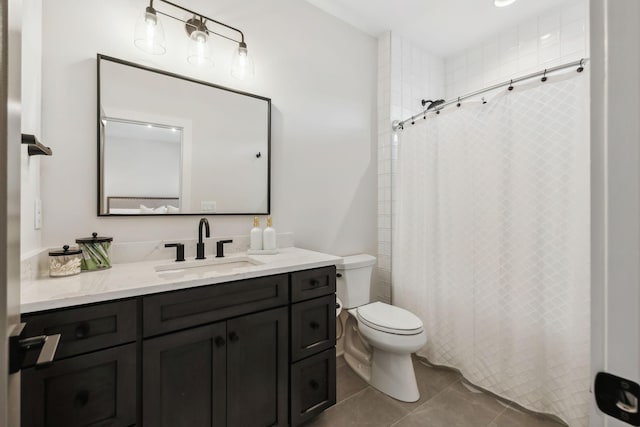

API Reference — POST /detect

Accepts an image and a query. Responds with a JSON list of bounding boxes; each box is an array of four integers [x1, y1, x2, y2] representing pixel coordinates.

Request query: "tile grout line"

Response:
[[485, 404, 509, 427], [388, 378, 463, 427]]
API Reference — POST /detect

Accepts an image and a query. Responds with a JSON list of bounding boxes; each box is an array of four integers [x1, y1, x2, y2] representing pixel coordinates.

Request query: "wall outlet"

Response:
[[201, 201, 216, 213], [34, 198, 42, 230]]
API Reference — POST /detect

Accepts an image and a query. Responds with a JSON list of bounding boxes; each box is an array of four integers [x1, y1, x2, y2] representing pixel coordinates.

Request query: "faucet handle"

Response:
[[164, 243, 185, 262], [216, 240, 233, 258]]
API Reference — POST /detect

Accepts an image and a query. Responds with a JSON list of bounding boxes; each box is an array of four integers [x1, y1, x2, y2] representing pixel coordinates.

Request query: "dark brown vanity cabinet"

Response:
[[290, 267, 337, 426], [20, 266, 337, 427], [143, 307, 288, 427]]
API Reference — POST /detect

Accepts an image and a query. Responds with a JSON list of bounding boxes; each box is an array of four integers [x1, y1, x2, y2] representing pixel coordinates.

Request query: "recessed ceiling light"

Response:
[[494, 0, 517, 7]]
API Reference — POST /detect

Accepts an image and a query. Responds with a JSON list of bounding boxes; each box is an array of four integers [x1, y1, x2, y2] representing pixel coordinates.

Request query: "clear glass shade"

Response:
[[134, 8, 166, 55], [231, 46, 255, 81], [187, 30, 214, 67]]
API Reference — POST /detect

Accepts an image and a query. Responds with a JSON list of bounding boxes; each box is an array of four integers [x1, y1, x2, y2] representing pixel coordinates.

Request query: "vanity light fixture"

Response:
[[494, 0, 517, 7], [134, 0, 255, 80]]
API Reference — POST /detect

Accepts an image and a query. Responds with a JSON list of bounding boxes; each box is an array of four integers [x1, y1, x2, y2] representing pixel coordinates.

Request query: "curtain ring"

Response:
[[456, 97, 461, 108], [541, 69, 548, 82], [508, 80, 514, 91], [577, 59, 584, 73], [482, 97, 487, 105]]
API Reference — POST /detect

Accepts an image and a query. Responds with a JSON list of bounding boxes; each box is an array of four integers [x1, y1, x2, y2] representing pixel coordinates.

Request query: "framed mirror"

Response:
[[97, 54, 270, 216]]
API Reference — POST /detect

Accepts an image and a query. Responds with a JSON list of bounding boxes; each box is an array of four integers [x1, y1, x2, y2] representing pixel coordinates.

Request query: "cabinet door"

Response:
[[227, 307, 288, 427], [291, 348, 337, 427], [143, 322, 227, 427], [291, 294, 336, 362], [21, 343, 136, 427]]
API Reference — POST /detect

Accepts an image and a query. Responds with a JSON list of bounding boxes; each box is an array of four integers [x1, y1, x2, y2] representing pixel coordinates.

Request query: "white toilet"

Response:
[[337, 254, 427, 402]]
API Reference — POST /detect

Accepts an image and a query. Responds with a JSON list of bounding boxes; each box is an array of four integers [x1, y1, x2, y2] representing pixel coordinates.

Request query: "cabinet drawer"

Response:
[[143, 273, 289, 337], [21, 343, 137, 427], [21, 299, 137, 365], [291, 294, 336, 362], [290, 266, 336, 302], [290, 348, 336, 427]]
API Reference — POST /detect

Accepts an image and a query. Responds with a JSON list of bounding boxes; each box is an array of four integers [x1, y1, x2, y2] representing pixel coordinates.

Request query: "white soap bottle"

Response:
[[250, 216, 263, 251], [263, 216, 276, 251]]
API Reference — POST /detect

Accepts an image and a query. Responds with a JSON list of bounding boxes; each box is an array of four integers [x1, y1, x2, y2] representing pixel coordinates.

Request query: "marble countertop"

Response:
[[22, 247, 342, 314]]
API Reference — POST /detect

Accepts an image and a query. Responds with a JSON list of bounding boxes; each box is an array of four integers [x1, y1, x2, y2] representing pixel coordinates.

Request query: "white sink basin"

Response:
[[155, 256, 263, 279]]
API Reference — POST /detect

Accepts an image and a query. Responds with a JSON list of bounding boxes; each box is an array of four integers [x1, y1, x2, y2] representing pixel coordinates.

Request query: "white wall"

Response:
[[20, 0, 42, 257], [39, 0, 377, 257], [444, 0, 588, 99]]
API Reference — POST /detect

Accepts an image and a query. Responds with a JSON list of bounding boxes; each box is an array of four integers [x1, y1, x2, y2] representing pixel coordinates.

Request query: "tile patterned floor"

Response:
[[305, 357, 567, 427]]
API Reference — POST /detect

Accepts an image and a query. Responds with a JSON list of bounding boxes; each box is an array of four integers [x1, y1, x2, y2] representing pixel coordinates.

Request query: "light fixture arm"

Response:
[[154, 0, 246, 45]]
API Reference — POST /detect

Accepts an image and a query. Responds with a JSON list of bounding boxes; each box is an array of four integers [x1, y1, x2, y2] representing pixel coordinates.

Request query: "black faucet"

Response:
[[216, 240, 233, 258], [196, 218, 210, 260]]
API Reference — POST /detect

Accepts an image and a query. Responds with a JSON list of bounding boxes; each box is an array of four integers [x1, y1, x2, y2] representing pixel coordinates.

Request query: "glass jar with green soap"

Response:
[[75, 232, 113, 271]]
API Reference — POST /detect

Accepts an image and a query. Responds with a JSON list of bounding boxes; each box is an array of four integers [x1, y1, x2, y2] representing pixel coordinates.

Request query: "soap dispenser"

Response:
[[250, 216, 262, 250], [263, 216, 276, 250]]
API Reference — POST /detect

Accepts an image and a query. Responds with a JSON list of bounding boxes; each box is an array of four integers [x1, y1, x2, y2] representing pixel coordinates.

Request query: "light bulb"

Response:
[[231, 43, 255, 81], [134, 6, 166, 55], [187, 30, 213, 67]]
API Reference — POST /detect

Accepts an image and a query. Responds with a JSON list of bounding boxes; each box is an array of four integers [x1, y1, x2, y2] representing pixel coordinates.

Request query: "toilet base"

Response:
[[370, 350, 420, 402], [343, 315, 421, 403]]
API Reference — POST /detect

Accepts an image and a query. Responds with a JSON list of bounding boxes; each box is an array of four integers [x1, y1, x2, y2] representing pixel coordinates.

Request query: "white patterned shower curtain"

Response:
[[392, 73, 590, 426]]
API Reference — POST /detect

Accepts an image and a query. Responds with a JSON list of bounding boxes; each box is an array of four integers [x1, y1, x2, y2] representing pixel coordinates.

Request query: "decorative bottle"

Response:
[[263, 216, 276, 251], [250, 216, 262, 250]]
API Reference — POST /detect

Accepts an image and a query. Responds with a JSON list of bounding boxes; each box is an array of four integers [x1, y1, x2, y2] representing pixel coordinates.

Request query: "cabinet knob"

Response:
[[214, 336, 226, 348], [309, 380, 320, 390], [75, 323, 90, 339], [74, 390, 90, 408], [336, 273, 342, 278], [309, 321, 320, 330], [228, 332, 239, 343], [309, 279, 320, 288]]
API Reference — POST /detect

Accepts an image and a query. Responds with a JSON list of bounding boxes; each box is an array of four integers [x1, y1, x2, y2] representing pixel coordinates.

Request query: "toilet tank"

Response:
[[335, 254, 377, 309]]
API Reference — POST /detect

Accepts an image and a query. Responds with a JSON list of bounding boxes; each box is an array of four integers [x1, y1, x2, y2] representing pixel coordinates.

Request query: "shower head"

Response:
[[421, 99, 445, 110]]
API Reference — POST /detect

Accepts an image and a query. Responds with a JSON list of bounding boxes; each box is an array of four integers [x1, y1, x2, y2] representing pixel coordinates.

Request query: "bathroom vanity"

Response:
[[19, 248, 339, 427]]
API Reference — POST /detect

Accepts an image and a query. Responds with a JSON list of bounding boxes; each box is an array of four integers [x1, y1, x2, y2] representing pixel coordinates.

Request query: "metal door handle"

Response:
[[21, 334, 61, 367], [9, 322, 61, 372]]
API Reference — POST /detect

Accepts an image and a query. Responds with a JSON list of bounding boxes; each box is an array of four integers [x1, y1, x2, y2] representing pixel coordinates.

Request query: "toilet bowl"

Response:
[[337, 255, 427, 402]]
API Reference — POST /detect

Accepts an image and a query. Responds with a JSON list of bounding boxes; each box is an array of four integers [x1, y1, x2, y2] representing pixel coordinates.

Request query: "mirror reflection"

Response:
[[98, 55, 270, 216]]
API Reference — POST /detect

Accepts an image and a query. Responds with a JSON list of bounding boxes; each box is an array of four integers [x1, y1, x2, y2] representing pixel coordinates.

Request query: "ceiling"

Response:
[[303, 0, 567, 57]]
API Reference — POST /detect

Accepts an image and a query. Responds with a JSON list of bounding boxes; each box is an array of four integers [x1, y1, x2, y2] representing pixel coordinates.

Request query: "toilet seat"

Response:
[[357, 302, 423, 335]]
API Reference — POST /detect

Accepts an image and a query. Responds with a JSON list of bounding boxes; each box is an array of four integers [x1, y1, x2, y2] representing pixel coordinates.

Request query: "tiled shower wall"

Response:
[[376, 0, 587, 304], [376, 33, 445, 303], [445, 0, 588, 99]]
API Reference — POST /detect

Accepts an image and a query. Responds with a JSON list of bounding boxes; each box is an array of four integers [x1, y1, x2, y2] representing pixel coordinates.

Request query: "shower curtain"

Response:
[[393, 72, 590, 426]]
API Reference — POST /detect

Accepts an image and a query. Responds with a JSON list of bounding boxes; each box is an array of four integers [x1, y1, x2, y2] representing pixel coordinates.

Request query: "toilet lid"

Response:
[[357, 302, 423, 335]]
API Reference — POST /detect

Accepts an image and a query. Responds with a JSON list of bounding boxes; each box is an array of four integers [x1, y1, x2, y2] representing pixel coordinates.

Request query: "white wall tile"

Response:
[[444, 0, 588, 99]]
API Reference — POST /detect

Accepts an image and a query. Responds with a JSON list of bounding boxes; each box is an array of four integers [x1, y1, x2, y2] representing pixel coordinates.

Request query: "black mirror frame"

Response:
[[96, 53, 271, 217]]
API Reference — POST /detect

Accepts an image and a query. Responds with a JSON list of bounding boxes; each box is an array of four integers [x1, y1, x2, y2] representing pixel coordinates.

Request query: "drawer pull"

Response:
[[74, 390, 90, 408], [214, 336, 226, 348], [228, 332, 240, 343], [309, 380, 320, 390], [309, 279, 320, 288], [336, 273, 342, 278], [75, 323, 90, 339], [309, 321, 320, 330]]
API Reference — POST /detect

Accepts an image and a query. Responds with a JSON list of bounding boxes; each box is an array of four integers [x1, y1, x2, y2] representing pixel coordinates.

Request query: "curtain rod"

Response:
[[392, 58, 588, 131]]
